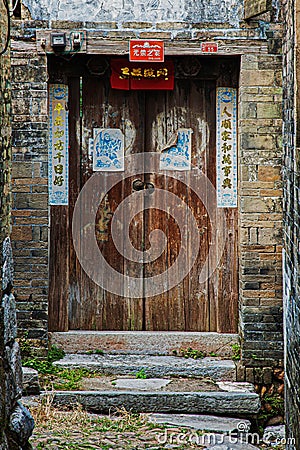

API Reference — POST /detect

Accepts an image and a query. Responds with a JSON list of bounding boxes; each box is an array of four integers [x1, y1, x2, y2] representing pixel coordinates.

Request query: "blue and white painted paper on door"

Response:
[[216, 88, 237, 208], [93, 128, 124, 171], [160, 128, 192, 171], [48, 84, 69, 205]]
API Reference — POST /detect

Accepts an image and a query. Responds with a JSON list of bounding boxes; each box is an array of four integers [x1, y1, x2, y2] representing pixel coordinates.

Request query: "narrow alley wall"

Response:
[[282, 0, 300, 448], [0, 1, 34, 447]]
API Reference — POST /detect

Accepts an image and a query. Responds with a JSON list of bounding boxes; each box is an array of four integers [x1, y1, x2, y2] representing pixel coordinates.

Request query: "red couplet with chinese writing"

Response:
[[110, 59, 174, 90]]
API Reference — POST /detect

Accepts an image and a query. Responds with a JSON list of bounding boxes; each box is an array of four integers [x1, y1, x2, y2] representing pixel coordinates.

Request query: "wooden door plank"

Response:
[[122, 91, 145, 330], [48, 206, 69, 331], [68, 77, 81, 330], [184, 79, 210, 331], [143, 90, 170, 330], [216, 209, 239, 333]]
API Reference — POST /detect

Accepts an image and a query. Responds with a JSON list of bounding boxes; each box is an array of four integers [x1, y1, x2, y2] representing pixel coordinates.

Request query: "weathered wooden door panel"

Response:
[[143, 81, 212, 331], [69, 77, 146, 330], [49, 59, 238, 333]]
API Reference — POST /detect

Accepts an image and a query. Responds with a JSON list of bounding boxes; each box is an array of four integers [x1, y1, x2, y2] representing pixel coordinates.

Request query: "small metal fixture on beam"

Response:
[[51, 32, 67, 50]]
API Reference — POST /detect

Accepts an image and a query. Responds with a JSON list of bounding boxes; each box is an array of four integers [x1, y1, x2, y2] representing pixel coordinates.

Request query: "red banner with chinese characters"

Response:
[[110, 59, 174, 90]]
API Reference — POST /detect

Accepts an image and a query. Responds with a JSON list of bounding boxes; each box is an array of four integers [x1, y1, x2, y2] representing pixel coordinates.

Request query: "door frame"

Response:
[[47, 53, 240, 333]]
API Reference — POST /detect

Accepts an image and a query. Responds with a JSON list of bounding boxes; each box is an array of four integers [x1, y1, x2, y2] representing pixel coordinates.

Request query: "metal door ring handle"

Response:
[[132, 179, 145, 191]]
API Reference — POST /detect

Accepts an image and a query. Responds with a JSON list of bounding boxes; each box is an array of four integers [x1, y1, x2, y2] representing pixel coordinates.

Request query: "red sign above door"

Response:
[[110, 59, 174, 90], [201, 42, 218, 53], [129, 40, 164, 62]]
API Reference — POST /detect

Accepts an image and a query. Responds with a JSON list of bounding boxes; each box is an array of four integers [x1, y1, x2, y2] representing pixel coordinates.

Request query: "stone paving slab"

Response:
[[50, 331, 239, 357], [48, 390, 260, 415], [113, 378, 171, 390], [217, 382, 255, 393], [149, 413, 251, 433], [263, 425, 285, 445], [54, 354, 236, 381], [81, 375, 220, 392], [205, 440, 259, 450]]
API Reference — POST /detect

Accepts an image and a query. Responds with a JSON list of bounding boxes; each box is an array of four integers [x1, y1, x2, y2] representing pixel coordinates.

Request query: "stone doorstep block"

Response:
[[53, 354, 237, 382], [22, 367, 40, 394], [49, 331, 239, 357], [47, 391, 260, 415]]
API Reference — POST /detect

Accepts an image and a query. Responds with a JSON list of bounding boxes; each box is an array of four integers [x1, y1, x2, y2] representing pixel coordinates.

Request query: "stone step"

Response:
[[46, 390, 260, 416], [50, 331, 238, 357], [53, 354, 237, 381]]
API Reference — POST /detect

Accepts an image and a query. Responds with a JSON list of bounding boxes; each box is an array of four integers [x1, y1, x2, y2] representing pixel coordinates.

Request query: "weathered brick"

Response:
[[258, 166, 281, 181], [241, 197, 270, 213], [122, 21, 152, 29], [257, 102, 282, 119], [11, 225, 32, 241], [15, 193, 48, 209], [139, 31, 171, 39], [240, 70, 274, 86]]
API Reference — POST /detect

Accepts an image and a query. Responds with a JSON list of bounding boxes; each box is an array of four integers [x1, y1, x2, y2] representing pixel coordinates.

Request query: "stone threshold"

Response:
[[53, 354, 237, 381], [50, 331, 239, 357]]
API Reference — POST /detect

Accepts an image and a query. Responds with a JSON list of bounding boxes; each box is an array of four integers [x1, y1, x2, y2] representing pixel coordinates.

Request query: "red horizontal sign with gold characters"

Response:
[[110, 59, 174, 90]]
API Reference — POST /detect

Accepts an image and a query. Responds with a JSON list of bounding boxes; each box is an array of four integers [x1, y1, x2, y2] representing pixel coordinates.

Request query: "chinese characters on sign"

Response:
[[120, 66, 169, 80], [49, 84, 69, 205], [110, 59, 174, 90], [93, 128, 124, 171], [216, 88, 237, 208], [201, 42, 218, 53], [129, 40, 164, 62], [160, 129, 193, 171]]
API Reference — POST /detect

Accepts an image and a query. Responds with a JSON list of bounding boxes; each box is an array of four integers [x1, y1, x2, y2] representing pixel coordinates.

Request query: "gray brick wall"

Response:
[[282, 0, 300, 448], [11, 20, 49, 355]]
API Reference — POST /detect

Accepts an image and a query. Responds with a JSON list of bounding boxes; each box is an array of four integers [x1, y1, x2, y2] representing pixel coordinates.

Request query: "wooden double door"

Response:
[[49, 57, 238, 333]]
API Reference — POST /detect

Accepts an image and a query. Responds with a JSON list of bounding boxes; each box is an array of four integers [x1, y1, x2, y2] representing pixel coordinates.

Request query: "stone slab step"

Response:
[[46, 390, 260, 416], [53, 354, 237, 381], [50, 331, 238, 357]]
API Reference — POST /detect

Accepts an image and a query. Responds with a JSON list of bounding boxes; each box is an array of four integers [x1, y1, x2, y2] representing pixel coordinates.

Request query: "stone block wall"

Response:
[[11, 20, 49, 356], [1, 4, 35, 447], [238, 52, 284, 374], [0, 4, 11, 251], [282, 0, 300, 448], [10, 0, 284, 376], [1, 239, 35, 450]]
